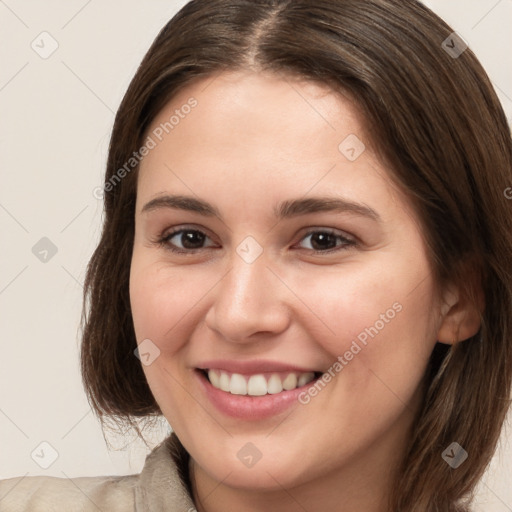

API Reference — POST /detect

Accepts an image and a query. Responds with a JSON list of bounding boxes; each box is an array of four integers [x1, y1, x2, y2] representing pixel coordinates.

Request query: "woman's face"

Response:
[[130, 70, 446, 495]]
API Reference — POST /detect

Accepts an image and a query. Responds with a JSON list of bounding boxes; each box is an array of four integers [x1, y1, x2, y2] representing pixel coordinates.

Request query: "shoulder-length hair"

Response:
[[80, 1, 512, 510]]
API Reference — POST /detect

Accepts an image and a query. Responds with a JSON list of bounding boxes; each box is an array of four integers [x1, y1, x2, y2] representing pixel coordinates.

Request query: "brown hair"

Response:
[[80, 1, 512, 510]]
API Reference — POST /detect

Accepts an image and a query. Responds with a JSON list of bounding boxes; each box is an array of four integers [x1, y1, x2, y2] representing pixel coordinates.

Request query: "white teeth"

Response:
[[206, 369, 317, 396], [219, 372, 230, 392], [267, 374, 283, 394], [230, 373, 247, 395], [208, 369, 220, 388], [298, 372, 315, 387], [282, 373, 298, 390], [247, 375, 267, 396]]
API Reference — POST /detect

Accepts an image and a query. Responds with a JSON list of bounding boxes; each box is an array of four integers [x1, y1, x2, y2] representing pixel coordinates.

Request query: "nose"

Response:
[[204, 249, 291, 344]]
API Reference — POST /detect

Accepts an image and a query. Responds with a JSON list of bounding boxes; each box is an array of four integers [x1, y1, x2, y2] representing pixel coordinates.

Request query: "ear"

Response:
[[436, 269, 484, 344]]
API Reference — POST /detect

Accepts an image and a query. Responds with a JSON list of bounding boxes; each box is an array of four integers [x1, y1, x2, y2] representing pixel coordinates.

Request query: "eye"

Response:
[[296, 229, 356, 253], [157, 228, 217, 254], [155, 226, 356, 255]]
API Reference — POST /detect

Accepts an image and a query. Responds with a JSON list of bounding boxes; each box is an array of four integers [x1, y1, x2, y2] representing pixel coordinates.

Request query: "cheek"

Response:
[[129, 253, 204, 349], [294, 259, 434, 346], [292, 254, 437, 398], [129, 253, 203, 418]]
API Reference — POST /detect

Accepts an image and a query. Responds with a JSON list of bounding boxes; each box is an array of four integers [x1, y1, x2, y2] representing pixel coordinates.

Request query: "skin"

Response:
[[129, 70, 481, 512]]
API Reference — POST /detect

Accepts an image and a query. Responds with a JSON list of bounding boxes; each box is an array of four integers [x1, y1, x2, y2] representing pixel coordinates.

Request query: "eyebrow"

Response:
[[141, 194, 380, 222]]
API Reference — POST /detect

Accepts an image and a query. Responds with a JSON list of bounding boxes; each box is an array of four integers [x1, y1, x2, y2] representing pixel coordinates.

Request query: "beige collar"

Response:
[[135, 432, 196, 511]]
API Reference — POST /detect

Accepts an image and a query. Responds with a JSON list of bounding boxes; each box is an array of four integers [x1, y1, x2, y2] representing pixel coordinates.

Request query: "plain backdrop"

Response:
[[1, 1, 511, 510]]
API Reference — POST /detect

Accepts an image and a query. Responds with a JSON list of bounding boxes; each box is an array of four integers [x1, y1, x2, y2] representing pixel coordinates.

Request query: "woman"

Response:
[[1, 0, 511, 511]]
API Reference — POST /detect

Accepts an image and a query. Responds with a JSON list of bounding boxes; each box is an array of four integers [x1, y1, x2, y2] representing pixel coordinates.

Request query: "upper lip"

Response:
[[196, 359, 320, 375]]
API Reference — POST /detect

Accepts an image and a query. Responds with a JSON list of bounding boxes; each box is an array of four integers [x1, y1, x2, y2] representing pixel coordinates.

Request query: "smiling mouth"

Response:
[[200, 369, 322, 397]]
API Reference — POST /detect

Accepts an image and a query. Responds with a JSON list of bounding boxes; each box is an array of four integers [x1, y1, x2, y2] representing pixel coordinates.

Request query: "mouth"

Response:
[[199, 368, 322, 397], [194, 360, 325, 419]]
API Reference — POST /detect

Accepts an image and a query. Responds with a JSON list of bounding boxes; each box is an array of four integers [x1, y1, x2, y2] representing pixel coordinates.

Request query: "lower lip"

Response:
[[195, 370, 317, 420]]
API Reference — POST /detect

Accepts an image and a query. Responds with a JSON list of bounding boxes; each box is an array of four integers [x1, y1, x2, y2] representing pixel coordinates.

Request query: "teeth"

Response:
[[247, 375, 267, 396], [230, 373, 247, 395], [208, 369, 220, 388], [206, 370, 316, 396], [267, 374, 283, 394], [282, 373, 298, 390], [298, 373, 313, 387], [219, 371, 230, 392]]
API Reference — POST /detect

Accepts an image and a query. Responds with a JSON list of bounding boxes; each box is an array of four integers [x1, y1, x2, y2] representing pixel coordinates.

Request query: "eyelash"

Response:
[[154, 226, 357, 255]]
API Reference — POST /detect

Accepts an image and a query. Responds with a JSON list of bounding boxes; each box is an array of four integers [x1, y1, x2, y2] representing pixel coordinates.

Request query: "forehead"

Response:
[[144, 69, 364, 157], [136, 70, 410, 222]]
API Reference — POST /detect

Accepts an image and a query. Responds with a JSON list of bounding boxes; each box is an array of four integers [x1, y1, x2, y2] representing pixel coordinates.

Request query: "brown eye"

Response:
[[159, 228, 216, 253], [298, 229, 356, 253]]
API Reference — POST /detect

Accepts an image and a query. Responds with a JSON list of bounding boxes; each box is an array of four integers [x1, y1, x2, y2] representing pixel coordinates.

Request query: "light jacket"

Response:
[[0, 433, 197, 511]]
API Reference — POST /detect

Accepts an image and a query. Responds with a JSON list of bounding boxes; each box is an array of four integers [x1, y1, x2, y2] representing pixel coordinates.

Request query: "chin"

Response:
[[187, 432, 325, 493], [202, 456, 308, 491]]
